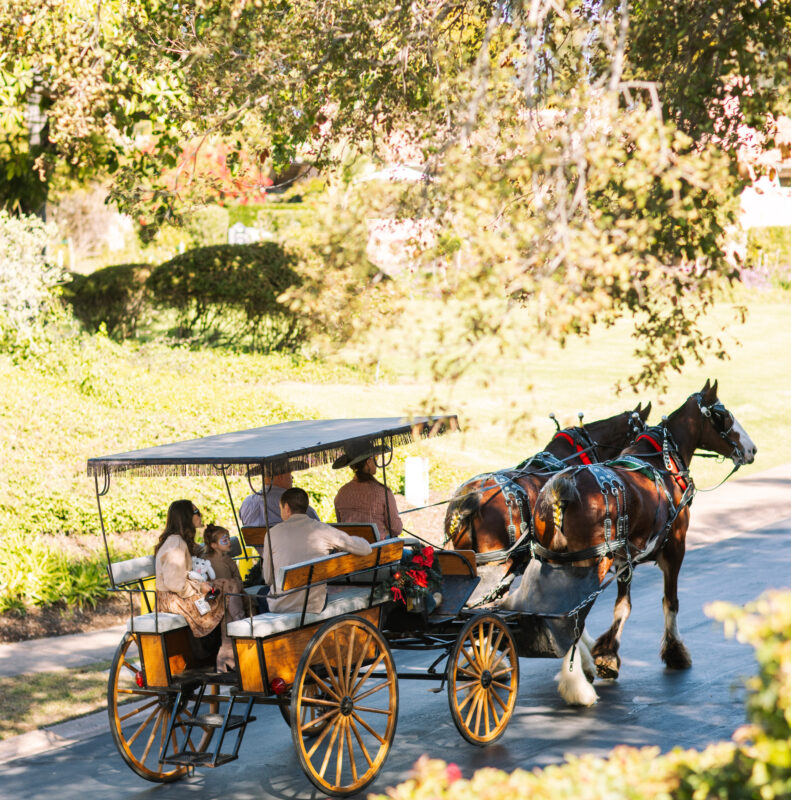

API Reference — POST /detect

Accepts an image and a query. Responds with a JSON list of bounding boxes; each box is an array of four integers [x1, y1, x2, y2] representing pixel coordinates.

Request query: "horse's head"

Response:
[[583, 401, 652, 459], [692, 379, 757, 466]]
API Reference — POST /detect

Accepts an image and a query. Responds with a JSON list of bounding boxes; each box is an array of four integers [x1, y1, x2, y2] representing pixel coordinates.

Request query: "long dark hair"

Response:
[[154, 499, 199, 556]]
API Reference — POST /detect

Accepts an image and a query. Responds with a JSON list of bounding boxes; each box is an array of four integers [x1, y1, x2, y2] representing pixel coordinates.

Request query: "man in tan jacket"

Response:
[[262, 487, 372, 613]]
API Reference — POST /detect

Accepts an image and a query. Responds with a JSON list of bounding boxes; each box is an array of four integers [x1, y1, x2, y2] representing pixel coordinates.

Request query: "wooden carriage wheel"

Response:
[[448, 613, 519, 746], [291, 617, 398, 796], [107, 633, 199, 783]]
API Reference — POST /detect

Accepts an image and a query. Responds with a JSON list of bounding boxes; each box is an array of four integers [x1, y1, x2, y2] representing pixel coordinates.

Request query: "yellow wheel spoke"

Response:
[[318, 716, 343, 780], [335, 717, 346, 786], [352, 680, 389, 703], [301, 696, 340, 708], [456, 687, 477, 713], [140, 708, 163, 765], [352, 705, 391, 715], [460, 646, 481, 675], [491, 664, 514, 679], [486, 690, 500, 731], [473, 687, 484, 736], [307, 710, 339, 759], [489, 647, 510, 674], [463, 688, 482, 728], [490, 687, 510, 712], [351, 652, 385, 697], [334, 633, 347, 696], [488, 627, 506, 669], [127, 705, 159, 746], [117, 688, 160, 697], [307, 667, 339, 701], [118, 699, 159, 722], [303, 707, 337, 734], [454, 679, 480, 694], [345, 717, 358, 782], [348, 630, 373, 697], [319, 643, 344, 699], [344, 626, 357, 698], [491, 679, 514, 691], [349, 716, 373, 768], [455, 665, 478, 678], [351, 711, 386, 744]]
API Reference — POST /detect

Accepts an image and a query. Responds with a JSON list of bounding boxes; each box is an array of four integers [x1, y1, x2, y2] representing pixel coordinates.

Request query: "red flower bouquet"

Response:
[[380, 545, 442, 613]]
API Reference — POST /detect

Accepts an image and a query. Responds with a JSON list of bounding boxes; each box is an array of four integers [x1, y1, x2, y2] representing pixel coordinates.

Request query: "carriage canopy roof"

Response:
[[87, 416, 459, 478]]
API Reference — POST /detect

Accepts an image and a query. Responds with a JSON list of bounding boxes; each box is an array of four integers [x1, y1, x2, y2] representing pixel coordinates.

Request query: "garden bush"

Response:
[[371, 590, 791, 800], [62, 263, 152, 338], [146, 242, 303, 351], [0, 210, 62, 350]]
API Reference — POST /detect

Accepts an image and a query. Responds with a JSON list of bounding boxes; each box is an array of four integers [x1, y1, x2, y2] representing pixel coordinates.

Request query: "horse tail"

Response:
[[443, 490, 482, 548], [536, 473, 580, 535]]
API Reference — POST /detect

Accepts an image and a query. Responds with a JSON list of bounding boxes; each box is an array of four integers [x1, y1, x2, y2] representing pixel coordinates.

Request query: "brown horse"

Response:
[[443, 403, 652, 560], [532, 380, 756, 706]]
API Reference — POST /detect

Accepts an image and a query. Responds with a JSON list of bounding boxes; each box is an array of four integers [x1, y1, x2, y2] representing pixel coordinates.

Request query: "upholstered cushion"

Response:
[[127, 612, 188, 633], [227, 586, 380, 638], [111, 555, 156, 586]]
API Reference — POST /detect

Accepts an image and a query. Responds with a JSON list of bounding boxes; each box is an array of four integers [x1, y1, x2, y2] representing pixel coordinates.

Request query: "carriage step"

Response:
[[161, 751, 237, 767], [181, 713, 255, 730]]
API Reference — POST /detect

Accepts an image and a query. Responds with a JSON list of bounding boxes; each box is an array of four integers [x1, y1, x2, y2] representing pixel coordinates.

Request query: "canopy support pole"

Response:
[[220, 465, 248, 560], [94, 469, 114, 589]]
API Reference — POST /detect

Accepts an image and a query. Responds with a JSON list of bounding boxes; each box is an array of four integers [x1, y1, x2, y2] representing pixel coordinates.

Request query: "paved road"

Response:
[[3, 511, 789, 799]]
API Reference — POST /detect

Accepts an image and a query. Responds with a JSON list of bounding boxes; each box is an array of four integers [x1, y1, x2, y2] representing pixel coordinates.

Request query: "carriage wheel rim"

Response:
[[107, 633, 193, 782], [292, 616, 398, 796], [448, 614, 518, 745]]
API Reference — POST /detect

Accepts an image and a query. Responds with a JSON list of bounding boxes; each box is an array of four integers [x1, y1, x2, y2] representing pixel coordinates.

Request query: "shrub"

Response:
[[185, 205, 230, 248], [146, 242, 303, 351], [0, 210, 62, 349], [62, 263, 152, 338]]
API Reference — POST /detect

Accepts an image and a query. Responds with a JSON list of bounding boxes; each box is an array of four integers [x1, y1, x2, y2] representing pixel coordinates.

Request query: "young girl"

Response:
[[202, 524, 248, 624]]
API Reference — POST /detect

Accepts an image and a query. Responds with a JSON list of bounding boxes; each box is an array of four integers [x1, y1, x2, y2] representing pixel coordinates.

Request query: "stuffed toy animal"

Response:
[[188, 556, 216, 583]]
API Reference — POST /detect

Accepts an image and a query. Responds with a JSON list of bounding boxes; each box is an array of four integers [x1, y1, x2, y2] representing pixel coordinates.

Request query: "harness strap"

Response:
[[553, 431, 593, 465], [636, 433, 689, 490]]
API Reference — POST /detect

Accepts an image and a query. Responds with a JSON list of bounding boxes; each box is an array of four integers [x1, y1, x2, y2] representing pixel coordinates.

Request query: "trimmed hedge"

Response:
[[147, 242, 303, 351], [63, 263, 152, 338]]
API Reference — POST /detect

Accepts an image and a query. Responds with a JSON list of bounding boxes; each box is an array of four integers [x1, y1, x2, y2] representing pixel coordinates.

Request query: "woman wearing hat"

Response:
[[333, 442, 403, 540]]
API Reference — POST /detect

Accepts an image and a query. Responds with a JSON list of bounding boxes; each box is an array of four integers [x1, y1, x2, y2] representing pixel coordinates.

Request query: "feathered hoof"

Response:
[[557, 675, 599, 707], [594, 652, 621, 680], [662, 638, 692, 670]]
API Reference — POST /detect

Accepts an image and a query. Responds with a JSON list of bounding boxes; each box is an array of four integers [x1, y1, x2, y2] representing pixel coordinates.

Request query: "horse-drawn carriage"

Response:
[[92, 382, 756, 793], [92, 416, 523, 795]]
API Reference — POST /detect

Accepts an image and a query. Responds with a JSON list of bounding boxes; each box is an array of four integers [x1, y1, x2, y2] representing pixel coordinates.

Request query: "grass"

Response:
[[0, 661, 112, 740]]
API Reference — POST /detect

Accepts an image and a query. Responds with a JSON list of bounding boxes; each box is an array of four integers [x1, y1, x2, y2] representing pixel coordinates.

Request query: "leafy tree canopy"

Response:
[[2, 1, 790, 398]]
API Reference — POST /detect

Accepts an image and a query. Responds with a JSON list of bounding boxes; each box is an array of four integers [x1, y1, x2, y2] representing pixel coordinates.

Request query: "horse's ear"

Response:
[[641, 401, 652, 420], [710, 379, 718, 399], [701, 378, 711, 395]]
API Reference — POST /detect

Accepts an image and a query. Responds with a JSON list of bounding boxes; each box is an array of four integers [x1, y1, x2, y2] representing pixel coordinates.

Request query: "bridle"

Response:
[[695, 393, 746, 466]]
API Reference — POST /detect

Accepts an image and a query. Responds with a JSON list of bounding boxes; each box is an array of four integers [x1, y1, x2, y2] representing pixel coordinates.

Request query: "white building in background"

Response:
[[740, 170, 791, 229]]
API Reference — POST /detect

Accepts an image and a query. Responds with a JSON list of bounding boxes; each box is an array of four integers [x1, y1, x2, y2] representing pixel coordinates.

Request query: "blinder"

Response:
[[696, 394, 744, 464]]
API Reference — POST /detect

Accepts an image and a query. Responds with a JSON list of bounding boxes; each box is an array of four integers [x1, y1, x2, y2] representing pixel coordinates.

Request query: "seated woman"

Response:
[[154, 500, 236, 672], [333, 443, 403, 540]]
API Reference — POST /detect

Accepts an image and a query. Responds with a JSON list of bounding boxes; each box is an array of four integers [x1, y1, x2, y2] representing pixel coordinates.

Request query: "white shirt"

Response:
[[262, 514, 372, 613]]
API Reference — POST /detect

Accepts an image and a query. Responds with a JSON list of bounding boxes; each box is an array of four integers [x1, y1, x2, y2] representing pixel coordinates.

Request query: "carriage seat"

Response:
[[227, 586, 381, 638], [227, 538, 404, 639], [110, 537, 244, 635]]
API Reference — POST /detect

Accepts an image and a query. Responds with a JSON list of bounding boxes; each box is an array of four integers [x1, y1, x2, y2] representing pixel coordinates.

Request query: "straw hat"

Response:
[[331, 442, 389, 470]]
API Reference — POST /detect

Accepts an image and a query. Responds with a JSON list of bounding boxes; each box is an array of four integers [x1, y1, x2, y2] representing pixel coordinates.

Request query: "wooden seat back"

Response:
[[277, 538, 403, 593], [242, 522, 380, 549]]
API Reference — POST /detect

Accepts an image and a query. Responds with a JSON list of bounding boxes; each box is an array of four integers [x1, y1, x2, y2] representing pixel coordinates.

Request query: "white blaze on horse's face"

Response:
[[730, 413, 757, 465]]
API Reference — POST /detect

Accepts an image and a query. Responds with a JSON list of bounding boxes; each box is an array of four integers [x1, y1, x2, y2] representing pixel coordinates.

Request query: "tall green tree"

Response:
[[2, 1, 788, 394]]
